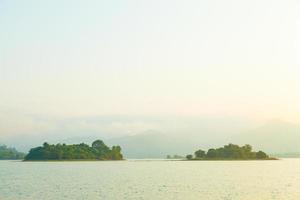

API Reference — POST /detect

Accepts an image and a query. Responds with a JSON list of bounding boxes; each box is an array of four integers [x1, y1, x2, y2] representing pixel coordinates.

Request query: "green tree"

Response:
[[92, 140, 108, 150], [186, 143, 271, 160], [256, 151, 268, 159], [206, 149, 218, 159], [194, 149, 206, 159], [25, 140, 123, 161], [0, 145, 25, 160]]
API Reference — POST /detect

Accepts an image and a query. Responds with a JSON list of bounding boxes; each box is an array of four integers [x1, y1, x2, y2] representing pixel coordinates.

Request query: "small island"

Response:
[[24, 140, 123, 161], [186, 144, 276, 160], [0, 145, 25, 160], [166, 155, 184, 159]]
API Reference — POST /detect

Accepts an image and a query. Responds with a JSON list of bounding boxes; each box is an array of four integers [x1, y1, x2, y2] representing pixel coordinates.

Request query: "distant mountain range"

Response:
[[108, 120, 300, 158], [231, 119, 300, 155], [2, 119, 300, 158], [107, 130, 196, 158]]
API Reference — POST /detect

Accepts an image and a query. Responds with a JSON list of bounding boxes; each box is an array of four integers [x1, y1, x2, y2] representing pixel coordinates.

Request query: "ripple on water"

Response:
[[1, 159, 300, 200]]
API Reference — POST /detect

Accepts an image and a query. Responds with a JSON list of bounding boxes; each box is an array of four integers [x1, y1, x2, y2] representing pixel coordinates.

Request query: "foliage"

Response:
[[0, 145, 25, 160], [186, 144, 270, 160], [256, 151, 268, 159], [24, 140, 123, 161], [194, 149, 206, 158], [166, 154, 184, 159]]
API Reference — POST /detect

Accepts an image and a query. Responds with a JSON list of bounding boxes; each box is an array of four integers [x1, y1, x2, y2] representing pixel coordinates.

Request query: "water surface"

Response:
[[1, 159, 300, 200]]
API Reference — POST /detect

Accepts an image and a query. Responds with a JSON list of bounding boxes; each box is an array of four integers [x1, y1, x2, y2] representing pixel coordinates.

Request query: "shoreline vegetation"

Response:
[[166, 155, 184, 159], [0, 145, 25, 160], [185, 144, 277, 160], [24, 140, 123, 161], [1, 142, 278, 161]]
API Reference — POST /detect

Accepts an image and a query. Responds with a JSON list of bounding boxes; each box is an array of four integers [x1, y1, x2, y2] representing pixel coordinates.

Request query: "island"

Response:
[[166, 154, 184, 159], [186, 143, 276, 160], [24, 140, 123, 161], [0, 145, 25, 160]]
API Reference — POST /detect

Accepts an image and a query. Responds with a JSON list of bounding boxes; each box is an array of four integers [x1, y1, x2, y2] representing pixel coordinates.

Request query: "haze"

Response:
[[1, 0, 300, 152]]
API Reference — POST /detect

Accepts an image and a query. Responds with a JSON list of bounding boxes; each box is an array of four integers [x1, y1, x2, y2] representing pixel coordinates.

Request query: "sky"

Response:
[[1, 0, 300, 138]]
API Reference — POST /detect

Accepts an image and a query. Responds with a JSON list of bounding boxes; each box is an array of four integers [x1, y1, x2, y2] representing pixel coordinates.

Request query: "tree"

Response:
[[110, 146, 123, 160], [92, 140, 107, 150], [186, 154, 193, 160], [256, 151, 268, 159], [194, 149, 206, 159], [43, 142, 49, 148], [186, 143, 271, 160], [25, 140, 123, 161], [243, 144, 252, 152], [206, 149, 218, 159], [0, 145, 25, 160]]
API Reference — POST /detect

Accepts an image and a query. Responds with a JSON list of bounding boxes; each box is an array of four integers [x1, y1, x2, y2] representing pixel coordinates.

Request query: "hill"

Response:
[[231, 120, 300, 154]]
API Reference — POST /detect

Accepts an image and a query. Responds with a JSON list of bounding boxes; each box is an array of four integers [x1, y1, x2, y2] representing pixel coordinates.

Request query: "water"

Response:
[[1, 159, 300, 200]]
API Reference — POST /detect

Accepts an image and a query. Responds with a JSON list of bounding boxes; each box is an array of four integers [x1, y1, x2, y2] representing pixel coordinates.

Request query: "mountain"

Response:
[[106, 130, 186, 158], [4, 118, 300, 158], [108, 120, 300, 158], [2, 116, 253, 158], [106, 130, 231, 159], [231, 119, 300, 154]]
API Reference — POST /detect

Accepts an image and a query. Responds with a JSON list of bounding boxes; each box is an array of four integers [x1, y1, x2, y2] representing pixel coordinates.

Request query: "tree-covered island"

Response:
[[0, 145, 25, 160], [166, 155, 184, 159], [24, 140, 123, 161], [186, 144, 276, 160]]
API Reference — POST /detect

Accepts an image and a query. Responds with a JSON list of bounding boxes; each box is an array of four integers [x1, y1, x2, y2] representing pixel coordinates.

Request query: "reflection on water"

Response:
[[1, 159, 300, 200]]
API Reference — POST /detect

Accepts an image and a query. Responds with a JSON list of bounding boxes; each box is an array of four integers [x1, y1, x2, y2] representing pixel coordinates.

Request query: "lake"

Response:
[[1, 159, 300, 200]]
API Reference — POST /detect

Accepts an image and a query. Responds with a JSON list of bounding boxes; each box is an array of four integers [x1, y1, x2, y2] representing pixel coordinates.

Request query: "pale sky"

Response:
[[1, 0, 300, 137]]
